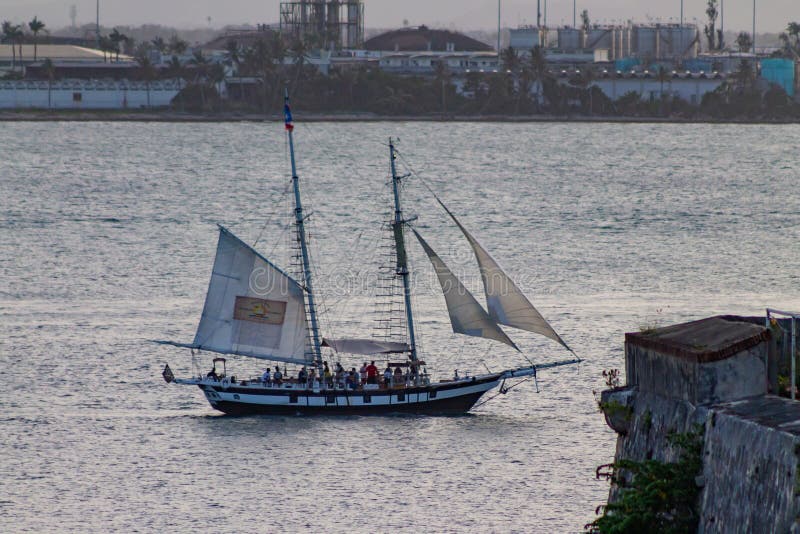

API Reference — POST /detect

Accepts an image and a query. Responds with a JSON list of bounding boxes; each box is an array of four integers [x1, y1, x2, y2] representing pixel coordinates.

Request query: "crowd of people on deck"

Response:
[[206, 359, 425, 389], [206, 361, 419, 390]]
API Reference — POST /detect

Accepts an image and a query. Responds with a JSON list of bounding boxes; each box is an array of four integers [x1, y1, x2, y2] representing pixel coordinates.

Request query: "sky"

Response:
[[0, 0, 796, 33]]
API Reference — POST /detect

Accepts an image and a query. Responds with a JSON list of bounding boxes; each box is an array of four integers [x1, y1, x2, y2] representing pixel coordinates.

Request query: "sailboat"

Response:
[[156, 93, 580, 415]]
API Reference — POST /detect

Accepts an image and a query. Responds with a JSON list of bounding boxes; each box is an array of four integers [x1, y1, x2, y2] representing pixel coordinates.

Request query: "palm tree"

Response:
[[289, 38, 309, 89], [99, 35, 114, 62], [208, 63, 226, 110], [109, 28, 127, 62], [225, 39, 240, 70], [168, 35, 188, 56], [433, 60, 451, 115], [151, 36, 167, 54], [189, 50, 210, 110], [575, 67, 596, 114], [1, 21, 17, 71], [165, 56, 183, 90], [704, 0, 718, 51], [527, 45, 549, 109], [42, 57, 56, 109], [12, 24, 24, 69], [28, 17, 45, 61], [500, 46, 521, 73], [788, 22, 800, 54], [269, 33, 287, 67], [136, 54, 158, 108], [735, 32, 753, 54]]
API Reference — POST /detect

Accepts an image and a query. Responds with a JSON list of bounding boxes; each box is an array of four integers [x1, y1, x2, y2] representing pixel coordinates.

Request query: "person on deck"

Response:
[[335, 364, 345, 388], [206, 366, 218, 381], [365, 361, 378, 384], [394, 366, 404, 385], [308, 367, 317, 388], [323, 362, 332, 388], [297, 366, 307, 385], [348, 368, 359, 390], [384, 365, 393, 388], [261, 368, 271, 386], [360, 362, 368, 384], [273, 366, 283, 385]]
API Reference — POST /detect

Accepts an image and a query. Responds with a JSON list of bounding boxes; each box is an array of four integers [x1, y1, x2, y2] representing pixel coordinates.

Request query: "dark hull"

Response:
[[210, 390, 487, 416]]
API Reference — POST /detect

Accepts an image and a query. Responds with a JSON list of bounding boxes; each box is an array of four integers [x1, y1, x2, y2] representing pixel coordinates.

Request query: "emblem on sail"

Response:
[[233, 297, 287, 325]]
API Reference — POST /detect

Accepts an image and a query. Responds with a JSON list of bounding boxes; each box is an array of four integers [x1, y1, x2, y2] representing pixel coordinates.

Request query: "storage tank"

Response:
[[633, 24, 698, 60], [557, 27, 583, 51], [585, 27, 613, 50], [509, 27, 541, 50]]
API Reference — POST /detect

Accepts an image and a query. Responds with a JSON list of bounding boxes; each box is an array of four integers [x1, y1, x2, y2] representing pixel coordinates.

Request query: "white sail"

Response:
[[413, 230, 518, 350], [190, 225, 311, 364], [436, 199, 571, 351], [322, 338, 410, 355]]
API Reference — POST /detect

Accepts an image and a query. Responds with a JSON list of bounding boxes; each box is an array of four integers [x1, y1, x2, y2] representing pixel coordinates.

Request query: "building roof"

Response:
[[364, 27, 493, 52], [626, 315, 770, 363], [0, 44, 126, 62], [201, 29, 281, 52]]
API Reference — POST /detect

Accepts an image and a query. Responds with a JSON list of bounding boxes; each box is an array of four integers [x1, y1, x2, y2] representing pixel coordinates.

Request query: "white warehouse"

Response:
[[0, 80, 180, 109]]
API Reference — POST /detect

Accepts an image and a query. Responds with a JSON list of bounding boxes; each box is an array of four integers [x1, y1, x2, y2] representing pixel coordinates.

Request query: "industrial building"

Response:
[[590, 69, 726, 104], [279, 0, 364, 49], [508, 23, 699, 63], [0, 44, 128, 70], [364, 27, 492, 53], [0, 79, 179, 109]]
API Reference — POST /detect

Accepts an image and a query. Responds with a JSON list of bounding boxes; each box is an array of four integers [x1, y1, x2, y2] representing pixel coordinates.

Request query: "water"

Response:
[[2, 121, 799, 533]]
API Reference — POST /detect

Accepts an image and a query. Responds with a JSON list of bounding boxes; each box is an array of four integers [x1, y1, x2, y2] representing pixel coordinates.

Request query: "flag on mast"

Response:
[[284, 99, 294, 131]]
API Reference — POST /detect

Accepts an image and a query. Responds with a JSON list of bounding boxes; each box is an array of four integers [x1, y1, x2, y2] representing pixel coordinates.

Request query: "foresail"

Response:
[[436, 199, 571, 351], [192, 226, 311, 364], [413, 230, 518, 350]]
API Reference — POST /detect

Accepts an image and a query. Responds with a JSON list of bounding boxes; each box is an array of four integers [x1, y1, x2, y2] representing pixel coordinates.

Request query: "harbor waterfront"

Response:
[[2, 121, 799, 532]]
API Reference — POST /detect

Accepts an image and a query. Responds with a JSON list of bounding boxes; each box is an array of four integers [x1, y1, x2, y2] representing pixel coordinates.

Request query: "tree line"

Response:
[[3, 15, 799, 119]]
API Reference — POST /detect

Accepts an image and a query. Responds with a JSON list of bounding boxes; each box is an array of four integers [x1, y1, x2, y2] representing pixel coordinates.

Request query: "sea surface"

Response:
[[2, 121, 799, 533]]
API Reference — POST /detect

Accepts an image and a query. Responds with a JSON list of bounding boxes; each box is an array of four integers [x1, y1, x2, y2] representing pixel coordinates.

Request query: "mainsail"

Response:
[[435, 198, 571, 351], [413, 230, 518, 350], [158, 225, 312, 365]]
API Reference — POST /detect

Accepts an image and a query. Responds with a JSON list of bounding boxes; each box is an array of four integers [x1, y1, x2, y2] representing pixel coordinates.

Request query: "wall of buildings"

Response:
[[0, 80, 180, 109], [592, 73, 725, 104]]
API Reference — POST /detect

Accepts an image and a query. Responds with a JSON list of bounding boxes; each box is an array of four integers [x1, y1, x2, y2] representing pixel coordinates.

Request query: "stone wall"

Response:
[[601, 316, 800, 533]]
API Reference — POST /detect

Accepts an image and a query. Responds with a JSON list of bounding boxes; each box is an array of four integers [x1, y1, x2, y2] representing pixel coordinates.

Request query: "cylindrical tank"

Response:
[[557, 27, 583, 51], [633, 24, 698, 60], [586, 28, 613, 50], [509, 27, 540, 50], [633, 25, 658, 58]]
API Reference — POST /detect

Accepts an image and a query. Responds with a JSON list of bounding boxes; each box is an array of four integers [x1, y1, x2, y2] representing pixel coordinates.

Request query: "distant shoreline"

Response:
[[1, 110, 798, 124]]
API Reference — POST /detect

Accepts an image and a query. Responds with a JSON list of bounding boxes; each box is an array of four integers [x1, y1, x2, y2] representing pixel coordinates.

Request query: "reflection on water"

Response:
[[2, 121, 799, 532]]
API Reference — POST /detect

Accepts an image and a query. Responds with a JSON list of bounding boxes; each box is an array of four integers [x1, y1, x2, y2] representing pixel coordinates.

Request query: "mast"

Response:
[[389, 139, 418, 362], [285, 90, 322, 361]]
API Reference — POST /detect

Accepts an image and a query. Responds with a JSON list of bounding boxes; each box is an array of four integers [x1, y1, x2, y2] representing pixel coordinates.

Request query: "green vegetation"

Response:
[[599, 399, 633, 421], [587, 425, 705, 533], [2, 17, 799, 120]]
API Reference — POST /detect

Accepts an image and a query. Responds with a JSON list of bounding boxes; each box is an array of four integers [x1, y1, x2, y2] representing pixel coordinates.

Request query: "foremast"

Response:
[[389, 139, 418, 362], [285, 91, 322, 362]]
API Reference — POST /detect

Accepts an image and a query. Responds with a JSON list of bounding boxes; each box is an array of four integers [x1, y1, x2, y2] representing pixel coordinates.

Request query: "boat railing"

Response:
[[198, 372, 433, 390]]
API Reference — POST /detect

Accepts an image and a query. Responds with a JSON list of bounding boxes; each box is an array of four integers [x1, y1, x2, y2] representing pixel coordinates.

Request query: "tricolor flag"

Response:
[[284, 102, 294, 131]]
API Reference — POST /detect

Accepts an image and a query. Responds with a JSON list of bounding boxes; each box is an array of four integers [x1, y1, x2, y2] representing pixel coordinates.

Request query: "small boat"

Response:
[[155, 92, 580, 415]]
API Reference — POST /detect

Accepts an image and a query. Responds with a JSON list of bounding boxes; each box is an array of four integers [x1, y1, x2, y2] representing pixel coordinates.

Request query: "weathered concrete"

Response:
[[601, 315, 800, 533]]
